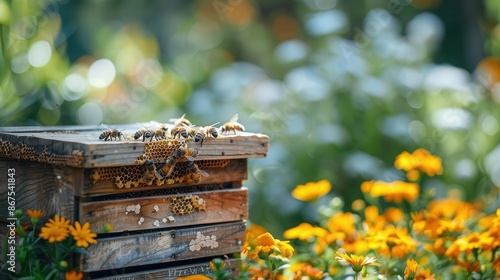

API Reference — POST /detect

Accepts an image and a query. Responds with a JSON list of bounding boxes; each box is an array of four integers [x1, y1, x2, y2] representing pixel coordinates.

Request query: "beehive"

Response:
[[0, 124, 268, 279]]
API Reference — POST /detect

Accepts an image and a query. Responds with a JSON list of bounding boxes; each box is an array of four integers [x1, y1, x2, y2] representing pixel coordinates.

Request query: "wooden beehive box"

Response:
[[0, 124, 269, 279]]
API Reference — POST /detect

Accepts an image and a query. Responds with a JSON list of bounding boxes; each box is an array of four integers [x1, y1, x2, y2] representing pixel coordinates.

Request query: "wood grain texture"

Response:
[[0, 160, 79, 223], [0, 125, 269, 168], [79, 221, 246, 272], [83, 159, 247, 196], [92, 258, 238, 280], [80, 189, 248, 233]]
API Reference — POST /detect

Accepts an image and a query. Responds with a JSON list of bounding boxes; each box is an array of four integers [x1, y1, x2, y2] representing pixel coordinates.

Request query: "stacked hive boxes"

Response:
[[0, 124, 268, 279]]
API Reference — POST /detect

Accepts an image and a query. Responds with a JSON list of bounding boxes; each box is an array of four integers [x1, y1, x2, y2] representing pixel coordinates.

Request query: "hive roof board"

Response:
[[0, 124, 269, 168]]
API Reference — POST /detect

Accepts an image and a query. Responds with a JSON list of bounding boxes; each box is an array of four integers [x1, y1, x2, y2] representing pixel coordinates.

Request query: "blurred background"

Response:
[[1, 0, 500, 235]]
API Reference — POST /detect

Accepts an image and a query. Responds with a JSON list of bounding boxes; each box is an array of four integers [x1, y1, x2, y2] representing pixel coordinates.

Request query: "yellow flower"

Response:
[[283, 222, 328, 241], [327, 212, 356, 238], [362, 180, 420, 203], [394, 151, 418, 172], [275, 239, 294, 258], [290, 263, 323, 280], [254, 232, 278, 254], [404, 259, 418, 280], [69, 221, 97, 248], [414, 268, 435, 280], [46, 214, 70, 229], [292, 179, 331, 202], [367, 226, 417, 258], [65, 270, 83, 280], [176, 275, 212, 280], [26, 209, 44, 225], [395, 149, 443, 177], [335, 251, 379, 273], [39, 224, 69, 243], [406, 169, 420, 181], [445, 232, 494, 258]]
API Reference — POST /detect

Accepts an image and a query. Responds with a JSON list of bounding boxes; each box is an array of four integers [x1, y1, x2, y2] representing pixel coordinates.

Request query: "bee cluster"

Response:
[[99, 114, 245, 145], [95, 114, 245, 188]]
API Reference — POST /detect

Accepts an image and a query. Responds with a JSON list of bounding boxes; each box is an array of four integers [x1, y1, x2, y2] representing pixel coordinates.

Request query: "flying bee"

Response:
[[143, 160, 161, 186], [186, 161, 209, 183], [220, 114, 245, 135], [171, 124, 196, 139], [99, 124, 124, 141], [170, 113, 192, 129], [157, 156, 178, 179], [194, 122, 220, 146]]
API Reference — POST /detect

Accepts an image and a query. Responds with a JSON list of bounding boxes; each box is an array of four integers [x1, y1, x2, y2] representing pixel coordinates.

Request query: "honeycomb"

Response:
[[170, 194, 206, 215], [0, 141, 84, 167], [91, 159, 231, 188], [135, 139, 185, 164]]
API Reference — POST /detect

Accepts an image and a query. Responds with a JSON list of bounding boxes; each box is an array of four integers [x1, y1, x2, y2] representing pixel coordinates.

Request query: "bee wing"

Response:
[[101, 123, 111, 130], [198, 168, 209, 177], [154, 170, 163, 180], [169, 113, 186, 124], [207, 122, 220, 127], [185, 155, 196, 161], [228, 114, 239, 123]]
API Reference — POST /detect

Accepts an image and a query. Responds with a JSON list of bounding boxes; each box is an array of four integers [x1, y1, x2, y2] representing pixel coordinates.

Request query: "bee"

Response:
[[150, 121, 170, 140], [186, 161, 209, 183], [172, 145, 199, 160], [170, 113, 192, 129], [157, 156, 178, 179], [134, 126, 163, 142], [99, 124, 124, 141], [171, 124, 197, 139], [220, 114, 245, 135], [194, 123, 219, 146], [143, 160, 161, 186]]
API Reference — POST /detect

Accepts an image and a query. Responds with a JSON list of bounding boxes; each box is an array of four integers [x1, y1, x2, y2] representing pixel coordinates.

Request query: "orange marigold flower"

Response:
[[335, 251, 379, 273], [327, 212, 357, 238], [445, 232, 494, 258], [406, 169, 420, 181], [65, 270, 83, 280], [394, 149, 442, 177], [367, 226, 417, 258], [26, 209, 44, 225], [275, 239, 294, 258], [26, 209, 44, 219], [46, 214, 70, 229], [283, 222, 328, 241], [69, 221, 97, 248], [404, 259, 418, 280], [414, 268, 435, 280], [362, 180, 420, 203], [292, 179, 331, 202], [290, 263, 323, 280], [39, 224, 69, 243], [254, 232, 278, 254]]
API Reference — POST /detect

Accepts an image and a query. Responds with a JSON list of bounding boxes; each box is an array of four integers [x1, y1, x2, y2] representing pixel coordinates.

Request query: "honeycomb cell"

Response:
[[0, 141, 84, 167], [169, 194, 206, 215]]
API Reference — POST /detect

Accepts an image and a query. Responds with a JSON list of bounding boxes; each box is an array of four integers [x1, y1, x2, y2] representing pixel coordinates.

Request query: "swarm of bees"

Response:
[[99, 114, 245, 144], [98, 114, 245, 186]]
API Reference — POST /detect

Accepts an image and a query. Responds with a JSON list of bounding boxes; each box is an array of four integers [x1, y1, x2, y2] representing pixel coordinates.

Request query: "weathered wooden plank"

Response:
[[80, 189, 248, 233], [78, 221, 246, 272], [0, 129, 269, 168], [92, 258, 239, 280], [0, 160, 79, 223], [83, 159, 247, 196]]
